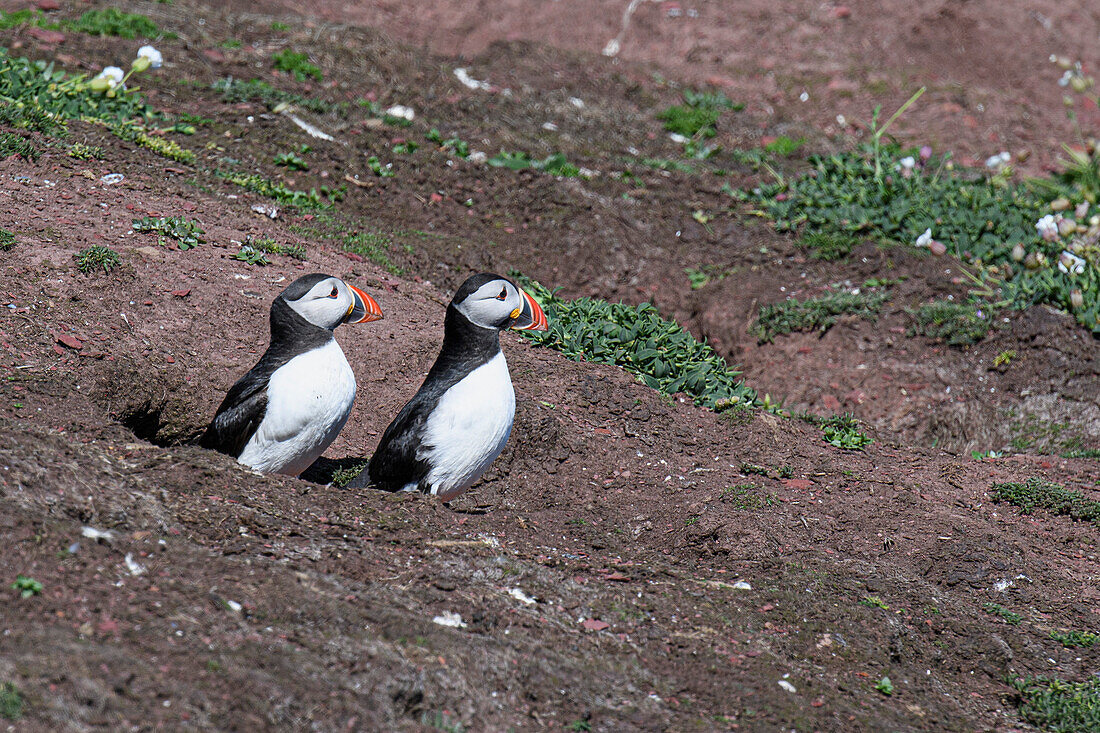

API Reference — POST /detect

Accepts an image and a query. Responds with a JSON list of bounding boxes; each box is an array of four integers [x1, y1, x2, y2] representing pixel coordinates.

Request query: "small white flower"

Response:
[[899, 156, 916, 170], [669, 132, 688, 144], [384, 104, 415, 121], [1058, 251, 1086, 275], [836, 114, 846, 126], [985, 151, 1011, 169], [799, 91, 809, 102], [915, 228, 933, 247], [1036, 214, 1060, 242], [95, 66, 125, 89], [1058, 70, 1074, 87], [137, 45, 163, 68]]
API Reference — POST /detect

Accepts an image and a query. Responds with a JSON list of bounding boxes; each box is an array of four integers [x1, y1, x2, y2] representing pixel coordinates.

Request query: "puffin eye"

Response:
[[328, 286, 339, 298], [495, 287, 508, 301]]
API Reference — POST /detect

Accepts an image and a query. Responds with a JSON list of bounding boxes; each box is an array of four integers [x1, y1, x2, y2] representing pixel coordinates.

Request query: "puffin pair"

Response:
[[202, 272, 547, 502]]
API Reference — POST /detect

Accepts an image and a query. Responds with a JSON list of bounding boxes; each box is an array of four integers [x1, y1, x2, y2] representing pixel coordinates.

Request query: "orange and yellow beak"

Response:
[[345, 284, 384, 324], [511, 287, 548, 331]]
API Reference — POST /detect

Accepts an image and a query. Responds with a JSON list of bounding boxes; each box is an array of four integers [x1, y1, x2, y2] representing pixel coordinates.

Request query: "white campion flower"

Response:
[[96, 66, 125, 89], [1035, 214, 1060, 242], [1058, 251, 1086, 275], [915, 228, 933, 247], [137, 45, 163, 69], [984, 151, 1011, 169], [385, 105, 415, 121]]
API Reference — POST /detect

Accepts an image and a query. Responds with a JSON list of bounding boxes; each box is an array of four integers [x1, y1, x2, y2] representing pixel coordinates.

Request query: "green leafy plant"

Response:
[[11, 575, 42, 598], [392, 140, 418, 155], [74, 245, 120, 274], [993, 349, 1016, 367], [990, 477, 1100, 526], [365, 155, 394, 178], [488, 150, 581, 177], [233, 245, 269, 266], [983, 602, 1022, 625], [512, 275, 757, 409], [820, 413, 873, 451], [723, 484, 777, 510], [426, 129, 470, 158], [272, 49, 322, 82], [799, 231, 858, 261], [861, 596, 889, 610], [753, 290, 889, 343], [245, 236, 306, 260], [657, 89, 740, 139], [109, 122, 196, 164], [133, 216, 204, 250], [908, 300, 992, 346], [0, 682, 22, 721], [274, 151, 308, 170], [0, 132, 37, 160], [875, 676, 894, 696], [1010, 675, 1100, 731], [216, 171, 337, 208], [0, 228, 14, 251], [1050, 630, 1099, 648]]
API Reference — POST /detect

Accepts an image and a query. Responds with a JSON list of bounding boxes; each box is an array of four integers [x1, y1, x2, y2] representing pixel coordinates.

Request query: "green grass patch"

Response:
[[74, 245, 120, 274], [512, 276, 757, 409], [0, 228, 14, 251], [488, 151, 581, 177], [0, 682, 22, 721], [109, 122, 195, 164], [819, 413, 873, 451], [984, 602, 1022, 625], [132, 216, 204, 250], [63, 8, 173, 39], [1062, 448, 1100, 459], [907, 300, 992, 346], [272, 49, 322, 82], [990, 477, 1100, 526], [1010, 675, 1100, 731], [211, 78, 333, 114], [657, 89, 741, 138], [764, 135, 805, 156], [67, 142, 104, 160], [244, 236, 306, 261], [0, 131, 37, 161], [215, 170, 340, 209], [274, 151, 308, 170], [1050, 630, 1099, 648], [289, 214, 401, 273], [753, 290, 889, 343], [426, 128, 469, 158], [799, 231, 858, 261]]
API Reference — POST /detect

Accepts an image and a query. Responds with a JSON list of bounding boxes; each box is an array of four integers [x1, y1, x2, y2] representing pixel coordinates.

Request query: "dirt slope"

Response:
[[1, 1, 1099, 731]]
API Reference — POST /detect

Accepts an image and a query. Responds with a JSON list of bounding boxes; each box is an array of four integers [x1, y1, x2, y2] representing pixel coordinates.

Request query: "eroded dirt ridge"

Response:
[[0, 1, 1098, 730]]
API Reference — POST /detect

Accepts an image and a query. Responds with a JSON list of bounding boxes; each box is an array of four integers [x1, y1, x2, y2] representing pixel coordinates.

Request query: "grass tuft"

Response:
[[132, 216, 204, 250], [74, 245, 120, 274], [1010, 675, 1100, 731], [753, 290, 889, 343], [990, 477, 1100, 526], [0, 228, 15, 251], [907, 300, 991, 346], [799, 231, 858, 261], [272, 49, 322, 82], [0, 682, 22, 721]]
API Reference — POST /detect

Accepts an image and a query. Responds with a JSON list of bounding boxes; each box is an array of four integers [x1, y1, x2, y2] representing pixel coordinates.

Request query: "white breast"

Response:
[[237, 339, 357, 476], [420, 351, 515, 500]]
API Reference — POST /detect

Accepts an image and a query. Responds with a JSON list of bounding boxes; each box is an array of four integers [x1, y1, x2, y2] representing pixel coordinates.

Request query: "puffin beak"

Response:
[[345, 285, 384, 324], [511, 287, 548, 331]]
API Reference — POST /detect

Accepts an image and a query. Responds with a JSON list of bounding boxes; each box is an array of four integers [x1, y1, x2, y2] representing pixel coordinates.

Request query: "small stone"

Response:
[[27, 27, 65, 44], [37, 0, 61, 10], [56, 333, 83, 350], [582, 618, 610, 631]]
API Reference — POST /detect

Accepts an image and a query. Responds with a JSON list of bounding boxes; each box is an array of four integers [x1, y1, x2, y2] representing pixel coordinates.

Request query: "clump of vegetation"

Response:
[[0, 132, 37, 161], [799, 232, 858, 261], [488, 151, 581, 177], [132, 216, 204, 250], [874, 677, 894, 696], [1062, 448, 1100, 459], [512, 276, 757, 410], [245, 236, 306, 260], [764, 135, 805, 157], [0, 681, 23, 721], [272, 49, 322, 82], [365, 155, 394, 178], [331, 463, 367, 488], [216, 171, 340, 208], [274, 151, 308, 170], [860, 596, 889, 610], [657, 89, 741, 138], [723, 484, 777, 510], [1050, 630, 1099, 648], [109, 122, 196, 164], [212, 78, 332, 114], [0, 97, 66, 135], [684, 265, 731, 290], [11, 575, 43, 598], [0, 228, 14, 251], [0, 49, 154, 126], [233, 245, 269, 266], [1010, 675, 1100, 731], [753, 290, 889, 343], [67, 142, 104, 160], [426, 128, 469, 158], [907, 300, 991, 346], [392, 141, 418, 155], [74, 245, 120, 274], [983, 602, 1022, 624], [990, 477, 1100, 526], [63, 8, 172, 39], [819, 413, 873, 451]]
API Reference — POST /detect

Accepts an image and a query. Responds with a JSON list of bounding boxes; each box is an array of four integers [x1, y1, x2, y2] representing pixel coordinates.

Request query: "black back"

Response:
[[350, 303, 501, 491], [200, 292, 334, 457]]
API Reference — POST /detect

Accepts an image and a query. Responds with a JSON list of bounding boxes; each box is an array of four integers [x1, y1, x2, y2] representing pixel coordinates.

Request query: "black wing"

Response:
[[200, 371, 269, 458], [349, 393, 434, 491]]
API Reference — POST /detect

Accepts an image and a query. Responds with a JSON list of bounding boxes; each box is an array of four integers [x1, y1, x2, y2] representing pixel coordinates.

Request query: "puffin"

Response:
[[201, 273, 383, 476], [349, 273, 548, 500]]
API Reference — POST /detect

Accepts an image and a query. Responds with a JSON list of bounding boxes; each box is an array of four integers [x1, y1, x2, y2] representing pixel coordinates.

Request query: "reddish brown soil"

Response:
[[0, 1, 1098, 731]]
